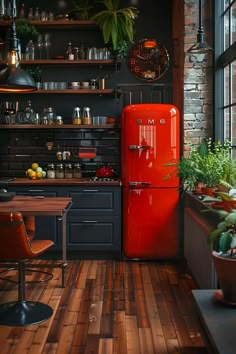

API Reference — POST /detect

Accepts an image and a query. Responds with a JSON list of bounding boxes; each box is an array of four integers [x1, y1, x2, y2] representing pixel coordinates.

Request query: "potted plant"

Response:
[[16, 19, 40, 54], [165, 138, 235, 195], [91, 0, 139, 56], [206, 206, 236, 303], [68, 0, 95, 20]]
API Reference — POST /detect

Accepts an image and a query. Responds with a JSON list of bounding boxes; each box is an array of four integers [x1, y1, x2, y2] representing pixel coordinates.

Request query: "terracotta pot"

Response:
[[201, 187, 218, 197], [212, 252, 236, 303]]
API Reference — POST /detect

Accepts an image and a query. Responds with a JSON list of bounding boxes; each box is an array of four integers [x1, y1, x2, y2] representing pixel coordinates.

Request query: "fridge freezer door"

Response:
[[121, 104, 179, 187], [123, 187, 179, 259]]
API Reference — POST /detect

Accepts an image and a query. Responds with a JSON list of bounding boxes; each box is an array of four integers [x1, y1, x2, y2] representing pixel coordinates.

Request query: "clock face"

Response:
[[128, 39, 170, 81]]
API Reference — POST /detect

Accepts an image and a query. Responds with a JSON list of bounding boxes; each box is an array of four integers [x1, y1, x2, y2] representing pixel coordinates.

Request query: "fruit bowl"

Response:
[[0, 192, 15, 202]]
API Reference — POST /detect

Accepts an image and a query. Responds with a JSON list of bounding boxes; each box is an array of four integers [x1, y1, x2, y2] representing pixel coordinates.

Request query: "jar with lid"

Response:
[[82, 107, 92, 125], [90, 79, 98, 90], [72, 107, 82, 125], [55, 163, 64, 178], [46, 107, 56, 124], [73, 163, 82, 178], [56, 115, 63, 125], [47, 163, 55, 179], [65, 163, 73, 178]]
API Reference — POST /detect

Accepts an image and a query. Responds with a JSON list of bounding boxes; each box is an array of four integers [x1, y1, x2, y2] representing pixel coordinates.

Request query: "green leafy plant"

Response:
[[205, 206, 236, 258], [68, 0, 95, 20], [165, 138, 236, 190], [91, 0, 139, 52], [16, 19, 40, 51]]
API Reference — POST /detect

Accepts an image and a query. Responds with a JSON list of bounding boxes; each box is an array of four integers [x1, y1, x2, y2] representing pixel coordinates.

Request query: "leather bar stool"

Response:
[[0, 211, 54, 326]]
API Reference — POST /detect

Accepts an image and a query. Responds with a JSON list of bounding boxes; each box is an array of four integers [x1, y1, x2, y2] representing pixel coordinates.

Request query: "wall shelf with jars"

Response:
[[0, 124, 117, 129]]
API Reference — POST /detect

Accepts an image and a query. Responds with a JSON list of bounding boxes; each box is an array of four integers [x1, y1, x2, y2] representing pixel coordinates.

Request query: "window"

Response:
[[214, 0, 236, 149]]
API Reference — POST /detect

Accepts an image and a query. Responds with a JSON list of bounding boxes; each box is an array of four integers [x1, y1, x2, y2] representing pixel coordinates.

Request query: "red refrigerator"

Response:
[[121, 103, 180, 259]]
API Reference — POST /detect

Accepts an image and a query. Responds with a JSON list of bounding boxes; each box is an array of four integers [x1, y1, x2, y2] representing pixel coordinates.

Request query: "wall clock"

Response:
[[128, 39, 170, 81]]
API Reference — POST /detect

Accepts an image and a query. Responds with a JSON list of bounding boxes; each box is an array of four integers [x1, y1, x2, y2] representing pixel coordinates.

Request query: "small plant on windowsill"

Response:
[[165, 138, 236, 194]]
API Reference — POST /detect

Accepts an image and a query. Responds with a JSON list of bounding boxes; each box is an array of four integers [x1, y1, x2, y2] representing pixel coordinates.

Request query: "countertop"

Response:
[[3, 178, 122, 186]]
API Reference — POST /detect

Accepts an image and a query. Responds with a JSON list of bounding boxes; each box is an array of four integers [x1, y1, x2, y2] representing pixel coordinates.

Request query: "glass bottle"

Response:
[[47, 163, 55, 179], [44, 33, 51, 59], [28, 7, 33, 20], [24, 100, 34, 123], [19, 2, 25, 18], [66, 41, 74, 60], [79, 41, 85, 59], [34, 7, 40, 20], [73, 163, 82, 178], [65, 163, 73, 178], [25, 40, 35, 60], [36, 34, 43, 59], [56, 164, 64, 179]]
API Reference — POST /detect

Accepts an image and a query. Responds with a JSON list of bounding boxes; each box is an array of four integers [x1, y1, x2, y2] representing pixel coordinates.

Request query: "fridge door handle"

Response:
[[129, 182, 151, 187], [129, 145, 151, 150]]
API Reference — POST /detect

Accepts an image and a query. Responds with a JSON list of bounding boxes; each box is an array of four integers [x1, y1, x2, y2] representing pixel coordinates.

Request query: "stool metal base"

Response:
[[0, 300, 53, 326]]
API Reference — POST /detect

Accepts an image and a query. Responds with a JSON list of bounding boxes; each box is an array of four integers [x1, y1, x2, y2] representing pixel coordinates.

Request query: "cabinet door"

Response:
[[7, 186, 61, 251], [67, 215, 120, 252]]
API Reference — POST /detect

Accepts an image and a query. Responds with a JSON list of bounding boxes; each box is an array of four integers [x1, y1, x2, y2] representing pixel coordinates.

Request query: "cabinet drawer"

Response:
[[67, 215, 120, 251]]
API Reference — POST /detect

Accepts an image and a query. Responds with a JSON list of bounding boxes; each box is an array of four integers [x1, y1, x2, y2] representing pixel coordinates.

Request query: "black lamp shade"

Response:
[[0, 66, 37, 92]]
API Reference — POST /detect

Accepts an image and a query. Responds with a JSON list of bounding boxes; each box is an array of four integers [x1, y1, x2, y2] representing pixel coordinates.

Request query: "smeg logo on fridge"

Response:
[[136, 118, 166, 125]]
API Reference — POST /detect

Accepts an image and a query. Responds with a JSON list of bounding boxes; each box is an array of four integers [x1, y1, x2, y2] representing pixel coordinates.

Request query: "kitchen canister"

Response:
[[82, 107, 92, 125]]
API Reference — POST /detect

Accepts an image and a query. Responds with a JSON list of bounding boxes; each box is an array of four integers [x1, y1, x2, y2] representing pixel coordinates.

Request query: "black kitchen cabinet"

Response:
[[65, 186, 121, 258], [7, 184, 121, 258]]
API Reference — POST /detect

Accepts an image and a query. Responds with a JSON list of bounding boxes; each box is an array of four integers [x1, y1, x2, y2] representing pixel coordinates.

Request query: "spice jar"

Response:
[[72, 107, 82, 125], [55, 163, 64, 178], [56, 115, 63, 125], [65, 163, 73, 178], [47, 163, 55, 179], [82, 107, 92, 125], [73, 163, 82, 178]]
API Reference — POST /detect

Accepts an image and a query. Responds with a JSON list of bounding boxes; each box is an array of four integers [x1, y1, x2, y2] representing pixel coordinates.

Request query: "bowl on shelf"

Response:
[[0, 191, 15, 202], [80, 81, 90, 88]]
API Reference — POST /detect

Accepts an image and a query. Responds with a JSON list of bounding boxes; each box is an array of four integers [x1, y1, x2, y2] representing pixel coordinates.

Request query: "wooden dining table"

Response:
[[0, 195, 72, 287]]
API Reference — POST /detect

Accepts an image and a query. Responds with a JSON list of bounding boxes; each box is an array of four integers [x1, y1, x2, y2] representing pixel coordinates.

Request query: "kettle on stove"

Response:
[[96, 166, 114, 178]]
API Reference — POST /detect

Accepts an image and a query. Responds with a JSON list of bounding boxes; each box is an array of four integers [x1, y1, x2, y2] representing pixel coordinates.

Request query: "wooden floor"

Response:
[[0, 260, 208, 354]]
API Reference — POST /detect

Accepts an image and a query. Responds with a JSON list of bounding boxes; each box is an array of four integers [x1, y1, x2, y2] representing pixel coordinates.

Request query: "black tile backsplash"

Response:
[[0, 127, 121, 178]]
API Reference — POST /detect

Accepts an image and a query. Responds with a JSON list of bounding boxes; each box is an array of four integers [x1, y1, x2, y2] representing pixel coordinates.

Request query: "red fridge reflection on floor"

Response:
[[121, 104, 180, 259]]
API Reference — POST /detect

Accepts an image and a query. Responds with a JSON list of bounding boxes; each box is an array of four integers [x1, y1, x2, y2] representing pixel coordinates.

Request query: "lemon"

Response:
[[36, 171, 43, 179], [30, 171, 36, 178], [26, 168, 33, 177], [31, 163, 39, 170]]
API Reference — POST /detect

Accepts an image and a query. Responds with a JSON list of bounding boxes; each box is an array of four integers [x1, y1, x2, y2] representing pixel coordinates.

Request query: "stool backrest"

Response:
[[0, 212, 35, 260]]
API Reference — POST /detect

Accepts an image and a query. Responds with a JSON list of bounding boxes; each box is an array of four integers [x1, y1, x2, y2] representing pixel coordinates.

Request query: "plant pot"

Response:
[[212, 252, 236, 303], [201, 186, 218, 197]]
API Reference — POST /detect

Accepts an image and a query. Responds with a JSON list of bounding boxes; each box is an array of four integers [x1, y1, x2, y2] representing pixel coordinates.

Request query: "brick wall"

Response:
[[184, 0, 213, 150]]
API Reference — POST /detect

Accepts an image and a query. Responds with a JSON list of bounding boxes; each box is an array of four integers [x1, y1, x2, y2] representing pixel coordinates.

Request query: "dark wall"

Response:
[[7, 0, 173, 119], [0, 0, 173, 177]]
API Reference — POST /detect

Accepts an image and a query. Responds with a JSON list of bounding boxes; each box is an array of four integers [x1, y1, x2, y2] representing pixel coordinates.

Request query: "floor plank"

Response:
[[0, 260, 209, 354]]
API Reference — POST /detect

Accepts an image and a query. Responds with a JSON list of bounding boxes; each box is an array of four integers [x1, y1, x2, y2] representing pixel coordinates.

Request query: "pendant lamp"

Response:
[[0, 1, 36, 92], [186, 0, 213, 56]]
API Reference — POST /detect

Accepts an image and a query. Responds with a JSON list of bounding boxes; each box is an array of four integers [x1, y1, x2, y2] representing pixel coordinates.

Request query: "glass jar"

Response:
[[56, 115, 63, 125], [46, 107, 56, 125], [65, 163, 73, 178], [56, 163, 64, 178], [82, 107, 92, 125], [47, 163, 55, 179], [72, 107, 82, 125], [73, 163, 82, 178]]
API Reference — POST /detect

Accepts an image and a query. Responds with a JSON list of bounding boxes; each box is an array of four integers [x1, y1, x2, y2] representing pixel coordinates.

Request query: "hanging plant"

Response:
[[91, 0, 139, 53]]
